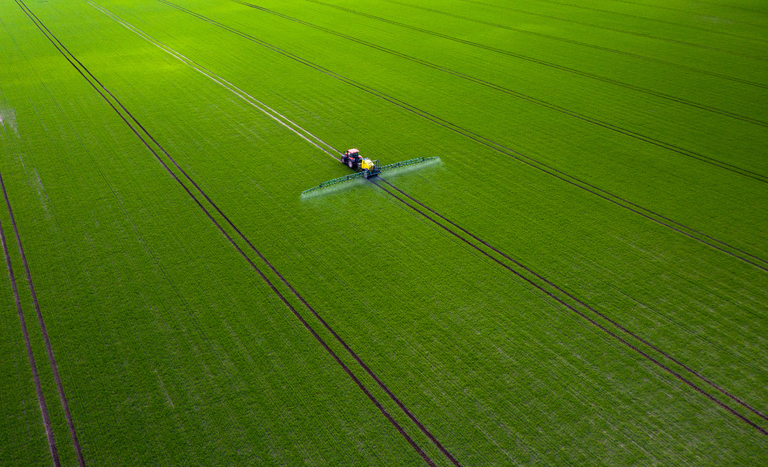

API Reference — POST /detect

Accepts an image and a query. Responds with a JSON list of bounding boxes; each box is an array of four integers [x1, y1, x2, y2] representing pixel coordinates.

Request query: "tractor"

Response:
[[341, 148, 381, 179]]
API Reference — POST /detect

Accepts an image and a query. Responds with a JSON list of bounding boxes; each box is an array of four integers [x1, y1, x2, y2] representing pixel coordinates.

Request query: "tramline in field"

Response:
[[302, 148, 439, 195]]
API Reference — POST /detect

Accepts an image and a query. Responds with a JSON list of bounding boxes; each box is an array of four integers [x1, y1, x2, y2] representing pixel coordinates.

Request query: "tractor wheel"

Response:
[[347, 159, 354, 168]]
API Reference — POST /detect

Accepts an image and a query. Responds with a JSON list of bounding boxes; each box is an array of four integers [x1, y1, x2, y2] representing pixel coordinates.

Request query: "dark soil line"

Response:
[[234, 1, 768, 183], [20, 3, 442, 463], [299, 0, 768, 128], [387, 0, 768, 90], [2, 181, 86, 467], [533, 0, 768, 43], [157, 1, 768, 271], [457, 0, 768, 61], [12, 3, 89, 465], [379, 178, 768, 425], [2, 180, 86, 466], [0, 174, 61, 466], [374, 178, 768, 436]]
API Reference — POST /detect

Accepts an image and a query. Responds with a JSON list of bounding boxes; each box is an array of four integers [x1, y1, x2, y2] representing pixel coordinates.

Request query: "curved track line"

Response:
[[456, 0, 768, 61], [373, 178, 768, 436], [233, 1, 768, 182], [0, 174, 61, 467], [298, 0, 768, 128], [386, 0, 768, 90], [29, 2, 449, 464], [153, 0, 768, 273]]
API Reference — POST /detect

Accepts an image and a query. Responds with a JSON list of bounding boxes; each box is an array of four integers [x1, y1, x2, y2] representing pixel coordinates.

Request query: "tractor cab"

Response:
[[341, 149, 360, 167]]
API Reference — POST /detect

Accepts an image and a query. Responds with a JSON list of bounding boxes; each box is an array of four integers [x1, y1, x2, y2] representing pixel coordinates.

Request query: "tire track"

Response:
[[386, 0, 768, 90], [1, 177, 86, 467], [154, 0, 768, 273], [234, 1, 768, 181], [9, 7, 89, 467], [532, 0, 768, 43], [0, 173, 61, 467], [456, 0, 768, 61], [372, 177, 768, 436], [24, 2, 451, 464], [294, 0, 768, 128], [40, 48, 254, 453]]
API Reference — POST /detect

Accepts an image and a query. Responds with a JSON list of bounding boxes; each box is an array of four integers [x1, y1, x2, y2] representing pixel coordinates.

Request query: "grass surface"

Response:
[[1, 0, 767, 464]]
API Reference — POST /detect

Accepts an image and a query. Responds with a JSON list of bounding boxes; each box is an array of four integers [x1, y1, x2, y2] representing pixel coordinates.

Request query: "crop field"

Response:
[[1, 0, 767, 465]]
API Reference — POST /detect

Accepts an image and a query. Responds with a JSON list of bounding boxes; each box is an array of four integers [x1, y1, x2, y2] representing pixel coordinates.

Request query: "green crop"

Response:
[[1, 0, 767, 464]]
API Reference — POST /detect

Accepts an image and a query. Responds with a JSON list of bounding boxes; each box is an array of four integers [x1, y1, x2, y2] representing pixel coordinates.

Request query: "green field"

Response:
[[2, 0, 767, 464]]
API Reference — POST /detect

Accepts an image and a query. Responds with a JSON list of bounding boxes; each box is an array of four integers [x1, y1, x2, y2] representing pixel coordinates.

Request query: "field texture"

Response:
[[2, 0, 767, 465]]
